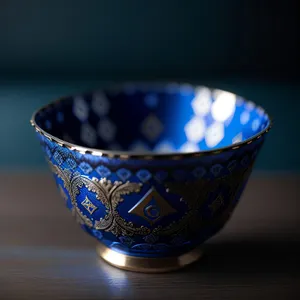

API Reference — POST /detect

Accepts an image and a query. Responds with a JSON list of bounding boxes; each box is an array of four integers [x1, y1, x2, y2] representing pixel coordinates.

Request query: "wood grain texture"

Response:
[[0, 173, 299, 300]]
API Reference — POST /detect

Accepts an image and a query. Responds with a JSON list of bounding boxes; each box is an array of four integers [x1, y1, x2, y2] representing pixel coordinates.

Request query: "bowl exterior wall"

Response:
[[36, 132, 265, 258]]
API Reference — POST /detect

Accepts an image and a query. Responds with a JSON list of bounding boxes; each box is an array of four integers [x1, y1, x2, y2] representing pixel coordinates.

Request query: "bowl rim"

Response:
[[30, 82, 273, 160]]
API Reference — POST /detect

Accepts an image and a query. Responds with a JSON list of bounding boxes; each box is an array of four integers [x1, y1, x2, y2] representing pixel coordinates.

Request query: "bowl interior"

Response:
[[34, 84, 270, 154]]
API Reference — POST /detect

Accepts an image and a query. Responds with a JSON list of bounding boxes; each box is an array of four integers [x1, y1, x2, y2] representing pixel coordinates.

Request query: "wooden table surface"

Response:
[[1, 173, 300, 300]]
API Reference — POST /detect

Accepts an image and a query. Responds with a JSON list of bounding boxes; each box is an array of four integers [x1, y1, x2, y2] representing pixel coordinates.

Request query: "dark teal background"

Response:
[[0, 1, 298, 170]]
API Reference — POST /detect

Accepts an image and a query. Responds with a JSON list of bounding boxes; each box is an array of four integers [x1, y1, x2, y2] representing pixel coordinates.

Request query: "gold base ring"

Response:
[[96, 242, 203, 273]]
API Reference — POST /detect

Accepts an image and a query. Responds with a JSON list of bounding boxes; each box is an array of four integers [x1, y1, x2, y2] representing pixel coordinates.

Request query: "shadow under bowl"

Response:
[[30, 83, 272, 272]]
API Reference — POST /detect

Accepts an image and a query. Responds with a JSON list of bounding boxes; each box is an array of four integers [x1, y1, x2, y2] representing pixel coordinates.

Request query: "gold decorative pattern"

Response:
[[50, 161, 150, 236], [49, 159, 254, 242], [81, 196, 98, 214], [153, 178, 216, 237], [128, 187, 176, 225], [154, 163, 254, 239]]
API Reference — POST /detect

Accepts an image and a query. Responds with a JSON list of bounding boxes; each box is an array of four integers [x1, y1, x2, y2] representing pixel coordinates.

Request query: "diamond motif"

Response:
[[128, 187, 176, 225], [59, 147, 72, 158], [227, 160, 237, 172], [91, 92, 110, 116], [116, 168, 132, 182], [73, 96, 89, 121], [97, 118, 116, 143], [210, 164, 223, 177], [65, 158, 76, 169], [251, 119, 260, 132], [81, 196, 97, 214], [140, 114, 163, 142], [192, 166, 206, 178], [81, 123, 97, 147], [191, 87, 212, 116], [53, 151, 63, 165], [205, 122, 224, 148], [79, 162, 93, 174], [184, 117, 206, 143], [96, 165, 111, 178], [240, 111, 250, 125], [119, 236, 134, 246], [211, 91, 236, 122], [136, 169, 152, 183]]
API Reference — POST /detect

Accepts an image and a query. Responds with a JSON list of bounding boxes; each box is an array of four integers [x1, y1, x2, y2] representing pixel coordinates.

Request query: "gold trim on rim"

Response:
[[30, 83, 273, 160], [96, 242, 203, 273]]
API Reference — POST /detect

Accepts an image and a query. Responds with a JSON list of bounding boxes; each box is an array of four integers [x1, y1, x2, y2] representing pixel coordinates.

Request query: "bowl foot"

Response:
[[96, 242, 203, 273]]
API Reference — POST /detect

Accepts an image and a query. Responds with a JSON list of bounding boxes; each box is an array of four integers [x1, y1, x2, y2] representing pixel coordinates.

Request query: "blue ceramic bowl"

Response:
[[31, 83, 272, 272]]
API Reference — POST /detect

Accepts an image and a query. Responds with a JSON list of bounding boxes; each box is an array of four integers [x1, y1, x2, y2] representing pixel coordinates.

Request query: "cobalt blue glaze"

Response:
[[31, 83, 271, 259]]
